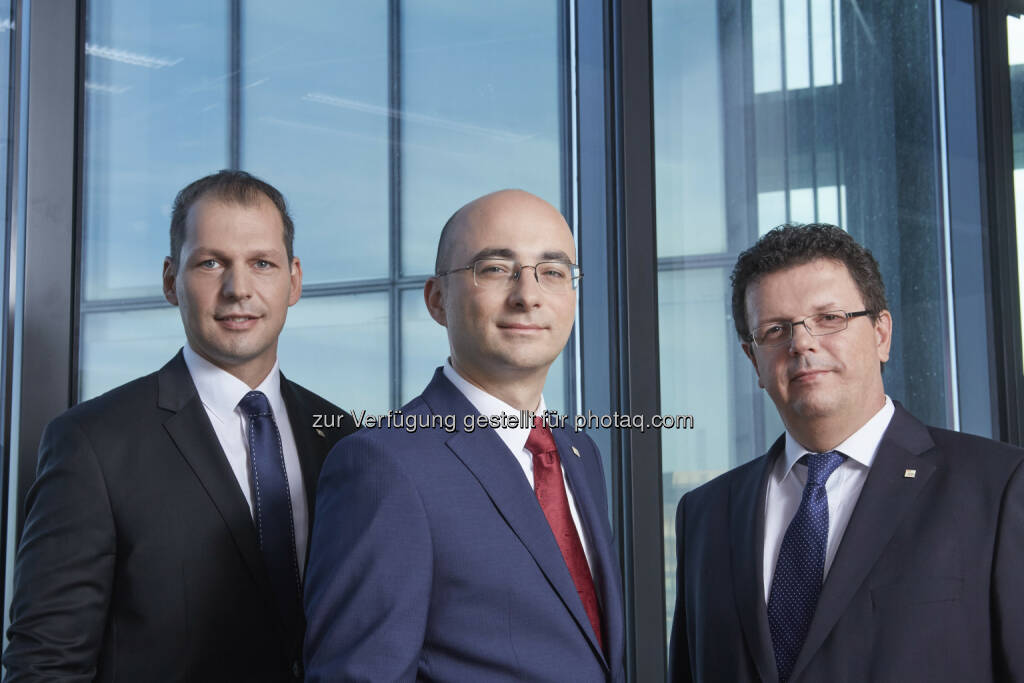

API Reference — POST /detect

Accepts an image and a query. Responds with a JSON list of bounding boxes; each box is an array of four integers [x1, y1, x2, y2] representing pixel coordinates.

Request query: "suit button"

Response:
[[291, 660, 302, 679]]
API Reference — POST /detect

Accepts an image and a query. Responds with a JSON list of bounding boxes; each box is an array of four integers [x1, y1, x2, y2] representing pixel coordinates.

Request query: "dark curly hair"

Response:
[[168, 169, 294, 271], [730, 224, 888, 341]]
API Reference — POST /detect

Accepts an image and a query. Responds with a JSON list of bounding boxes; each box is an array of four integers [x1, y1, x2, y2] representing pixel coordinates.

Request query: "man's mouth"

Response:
[[215, 314, 261, 330]]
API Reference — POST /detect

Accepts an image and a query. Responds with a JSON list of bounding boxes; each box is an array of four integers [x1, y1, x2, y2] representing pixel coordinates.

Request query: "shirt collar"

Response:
[[182, 344, 283, 424], [442, 360, 545, 454], [781, 394, 895, 478]]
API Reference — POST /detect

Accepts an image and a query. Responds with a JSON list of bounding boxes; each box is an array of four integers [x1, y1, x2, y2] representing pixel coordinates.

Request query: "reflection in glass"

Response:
[[242, 2, 389, 284], [654, 0, 946, 644], [652, 0, 727, 256], [400, 0, 564, 276], [1010, 16, 1024, 364]]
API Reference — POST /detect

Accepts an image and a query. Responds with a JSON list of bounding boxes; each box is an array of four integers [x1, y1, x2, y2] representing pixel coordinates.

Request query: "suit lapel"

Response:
[[423, 370, 609, 671], [279, 376, 328, 523], [553, 427, 619, 669], [157, 352, 277, 619], [789, 404, 937, 681], [730, 438, 782, 683]]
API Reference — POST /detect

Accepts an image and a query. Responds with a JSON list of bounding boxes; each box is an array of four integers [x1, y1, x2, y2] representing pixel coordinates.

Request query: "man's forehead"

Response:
[[746, 259, 862, 312], [184, 197, 286, 245]]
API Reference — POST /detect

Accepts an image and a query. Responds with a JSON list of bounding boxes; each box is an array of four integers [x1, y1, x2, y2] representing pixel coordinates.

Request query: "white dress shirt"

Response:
[[183, 344, 309, 577], [442, 362, 595, 572], [762, 395, 895, 601]]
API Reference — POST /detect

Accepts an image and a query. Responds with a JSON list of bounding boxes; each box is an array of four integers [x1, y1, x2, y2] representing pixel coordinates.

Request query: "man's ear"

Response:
[[873, 309, 892, 362], [163, 257, 179, 306], [741, 341, 765, 389], [423, 277, 448, 327], [288, 257, 303, 306]]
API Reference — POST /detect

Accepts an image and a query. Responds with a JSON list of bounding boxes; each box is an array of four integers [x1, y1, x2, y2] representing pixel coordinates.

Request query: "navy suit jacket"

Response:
[[3, 351, 356, 682], [669, 402, 1024, 682], [305, 368, 625, 682]]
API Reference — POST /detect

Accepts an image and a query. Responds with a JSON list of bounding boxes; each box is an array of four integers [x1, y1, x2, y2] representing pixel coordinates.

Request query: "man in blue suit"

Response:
[[304, 189, 625, 681], [670, 224, 1024, 682]]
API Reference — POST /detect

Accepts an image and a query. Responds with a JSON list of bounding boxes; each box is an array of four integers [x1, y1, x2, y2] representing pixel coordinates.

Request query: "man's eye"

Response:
[[199, 259, 219, 269], [479, 263, 511, 275], [819, 313, 842, 322], [762, 325, 786, 338], [255, 259, 272, 269], [540, 267, 567, 279]]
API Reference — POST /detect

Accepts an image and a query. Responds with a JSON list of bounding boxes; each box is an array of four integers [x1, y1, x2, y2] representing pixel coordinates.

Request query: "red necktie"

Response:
[[526, 419, 604, 652]]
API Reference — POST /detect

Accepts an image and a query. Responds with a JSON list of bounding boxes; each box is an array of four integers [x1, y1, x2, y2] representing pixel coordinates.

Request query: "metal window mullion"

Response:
[[388, 0, 401, 409], [229, 0, 241, 169]]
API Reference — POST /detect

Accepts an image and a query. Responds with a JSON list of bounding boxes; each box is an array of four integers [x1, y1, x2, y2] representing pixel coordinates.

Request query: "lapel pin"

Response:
[[904, 469, 916, 478], [315, 428, 326, 439], [571, 446, 581, 458]]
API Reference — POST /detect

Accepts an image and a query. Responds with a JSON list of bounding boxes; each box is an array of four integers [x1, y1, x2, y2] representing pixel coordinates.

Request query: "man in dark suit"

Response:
[[669, 224, 1024, 682], [304, 189, 625, 681], [3, 170, 355, 682]]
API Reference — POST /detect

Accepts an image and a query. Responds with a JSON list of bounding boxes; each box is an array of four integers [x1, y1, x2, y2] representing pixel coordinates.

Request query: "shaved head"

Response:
[[424, 189, 576, 409], [434, 189, 568, 274]]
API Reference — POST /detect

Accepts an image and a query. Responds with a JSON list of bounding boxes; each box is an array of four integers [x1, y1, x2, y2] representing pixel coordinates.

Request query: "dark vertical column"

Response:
[[610, 0, 665, 679], [15, 0, 83, 537], [1, 0, 26, 618], [942, 0, 996, 438], [975, 0, 1023, 443]]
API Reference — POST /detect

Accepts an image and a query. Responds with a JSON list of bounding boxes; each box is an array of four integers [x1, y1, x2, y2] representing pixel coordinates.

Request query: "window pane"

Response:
[[278, 293, 390, 415], [654, 0, 948, 643], [83, 0, 229, 300], [242, 2, 389, 284], [400, 287, 449, 404], [653, 0, 727, 256], [80, 307, 185, 399], [399, 0, 564, 276]]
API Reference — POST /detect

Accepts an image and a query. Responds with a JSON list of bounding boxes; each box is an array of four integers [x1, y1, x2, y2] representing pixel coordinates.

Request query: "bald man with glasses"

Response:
[[304, 189, 625, 682]]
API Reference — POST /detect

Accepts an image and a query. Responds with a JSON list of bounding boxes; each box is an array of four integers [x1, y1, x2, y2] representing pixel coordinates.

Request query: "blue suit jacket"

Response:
[[669, 402, 1024, 682], [305, 368, 625, 682]]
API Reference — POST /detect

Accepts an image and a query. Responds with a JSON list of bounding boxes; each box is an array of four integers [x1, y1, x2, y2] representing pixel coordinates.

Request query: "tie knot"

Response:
[[804, 450, 844, 487], [238, 390, 272, 417], [525, 422, 558, 458]]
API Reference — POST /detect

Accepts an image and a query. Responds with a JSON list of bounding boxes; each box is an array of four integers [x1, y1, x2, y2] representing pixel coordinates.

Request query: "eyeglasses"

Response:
[[435, 258, 583, 293], [748, 309, 873, 347]]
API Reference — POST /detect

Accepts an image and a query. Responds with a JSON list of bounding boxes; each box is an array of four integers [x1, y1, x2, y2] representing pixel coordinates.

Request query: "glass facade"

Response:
[[78, 1, 569, 413], [654, 0, 951, 640]]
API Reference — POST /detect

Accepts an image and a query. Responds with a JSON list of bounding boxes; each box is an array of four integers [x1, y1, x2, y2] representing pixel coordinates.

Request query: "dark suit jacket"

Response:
[[3, 350, 356, 682], [669, 402, 1024, 682], [304, 367, 626, 682]]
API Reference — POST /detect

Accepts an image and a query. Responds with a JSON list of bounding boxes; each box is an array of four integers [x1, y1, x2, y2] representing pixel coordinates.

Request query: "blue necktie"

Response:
[[767, 450, 845, 682], [239, 390, 301, 622]]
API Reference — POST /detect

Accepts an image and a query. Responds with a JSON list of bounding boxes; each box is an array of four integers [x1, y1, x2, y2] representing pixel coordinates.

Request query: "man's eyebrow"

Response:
[[188, 248, 284, 262], [539, 250, 572, 263], [467, 248, 516, 261], [466, 248, 574, 263]]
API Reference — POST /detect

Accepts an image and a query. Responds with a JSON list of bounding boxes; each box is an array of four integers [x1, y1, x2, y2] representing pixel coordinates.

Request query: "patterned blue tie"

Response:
[[767, 450, 845, 682], [239, 390, 301, 622]]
